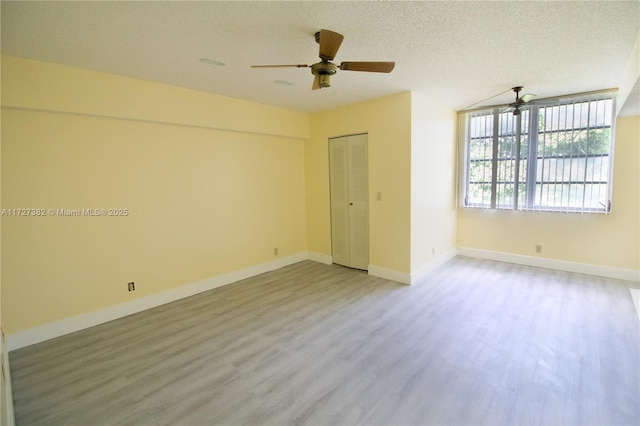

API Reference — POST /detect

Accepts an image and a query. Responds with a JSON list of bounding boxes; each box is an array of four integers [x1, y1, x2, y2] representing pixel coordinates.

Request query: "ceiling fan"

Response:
[[506, 86, 536, 116], [251, 29, 395, 90], [462, 86, 537, 116]]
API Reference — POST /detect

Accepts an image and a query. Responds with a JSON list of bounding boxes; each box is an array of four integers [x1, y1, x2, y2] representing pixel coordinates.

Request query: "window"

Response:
[[461, 92, 615, 213]]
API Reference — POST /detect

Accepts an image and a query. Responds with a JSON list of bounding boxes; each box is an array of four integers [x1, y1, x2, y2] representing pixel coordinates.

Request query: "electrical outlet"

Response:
[[535, 244, 542, 253], [377, 192, 382, 201], [128, 282, 135, 292], [274, 247, 278, 255]]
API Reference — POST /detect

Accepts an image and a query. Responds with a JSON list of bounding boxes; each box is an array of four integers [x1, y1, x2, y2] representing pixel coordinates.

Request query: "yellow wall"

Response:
[[306, 93, 412, 273], [1, 56, 309, 334], [457, 115, 640, 270], [1, 56, 309, 139], [410, 93, 457, 271], [0, 58, 10, 423], [2, 55, 638, 340]]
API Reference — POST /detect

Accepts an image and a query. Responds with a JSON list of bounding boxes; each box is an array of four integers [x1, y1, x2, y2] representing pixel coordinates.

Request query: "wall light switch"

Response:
[[376, 192, 382, 201]]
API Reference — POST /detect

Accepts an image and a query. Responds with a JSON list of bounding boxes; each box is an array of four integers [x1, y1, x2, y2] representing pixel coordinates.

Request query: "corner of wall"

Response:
[[409, 91, 458, 273], [410, 248, 458, 285], [308, 252, 332, 265], [617, 28, 640, 116], [368, 264, 411, 285]]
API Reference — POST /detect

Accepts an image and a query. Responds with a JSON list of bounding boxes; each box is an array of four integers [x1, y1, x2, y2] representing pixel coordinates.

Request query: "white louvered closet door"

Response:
[[329, 134, 369, 270]]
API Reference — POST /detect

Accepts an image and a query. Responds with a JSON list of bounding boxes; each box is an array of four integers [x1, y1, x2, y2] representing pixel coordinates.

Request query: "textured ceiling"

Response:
[[1, 1, 639, 114]]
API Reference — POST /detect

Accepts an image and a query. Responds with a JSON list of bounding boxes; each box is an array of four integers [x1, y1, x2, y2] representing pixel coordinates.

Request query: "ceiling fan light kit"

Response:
[[318, 74, 331, 89], [252, 29, 395, 90]]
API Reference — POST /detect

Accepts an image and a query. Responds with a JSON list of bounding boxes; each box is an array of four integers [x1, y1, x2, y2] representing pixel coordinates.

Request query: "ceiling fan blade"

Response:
[[339, 61, 395, 73], [312, 75, 320, 90], [318, 29, 344, 61], [251, 64, 309, 68], [502, 105, 526, 117]]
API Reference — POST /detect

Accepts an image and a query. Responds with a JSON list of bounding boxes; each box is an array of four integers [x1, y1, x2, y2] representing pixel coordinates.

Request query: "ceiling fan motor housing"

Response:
[[311, 62, 337, 88], [311, 62, 338, 76]]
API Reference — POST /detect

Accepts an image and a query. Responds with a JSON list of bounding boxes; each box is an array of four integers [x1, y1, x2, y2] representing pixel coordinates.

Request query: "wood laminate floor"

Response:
[[9, 257, 640, 425]]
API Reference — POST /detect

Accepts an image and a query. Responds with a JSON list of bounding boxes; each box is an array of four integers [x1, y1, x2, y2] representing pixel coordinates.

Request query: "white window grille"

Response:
[[461, 91, 615, 213]]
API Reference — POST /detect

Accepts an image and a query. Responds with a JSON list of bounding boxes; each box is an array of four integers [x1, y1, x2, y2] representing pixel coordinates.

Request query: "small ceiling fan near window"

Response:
[[251, 29, 395, 90], [462, 86, 537, 116], [506, 86, 537, 116]]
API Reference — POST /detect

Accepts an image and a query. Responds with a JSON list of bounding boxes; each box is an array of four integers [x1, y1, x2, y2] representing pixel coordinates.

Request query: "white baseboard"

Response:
[[369, 249, 458, 286], [458, 247, 640, 282], [410, 248, 458, 285], [308, 251, 332, 265], [9, 248, 638, 351], [7, 252, 310, 351], [368, 265, 411, 285]]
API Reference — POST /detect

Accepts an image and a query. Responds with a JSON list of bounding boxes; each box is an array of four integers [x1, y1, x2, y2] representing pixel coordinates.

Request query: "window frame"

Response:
[[459, 91, 616, 214]]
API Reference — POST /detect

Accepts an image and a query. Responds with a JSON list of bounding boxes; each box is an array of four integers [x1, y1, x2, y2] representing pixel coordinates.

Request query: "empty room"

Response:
[[1, 1, 639, 425]]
